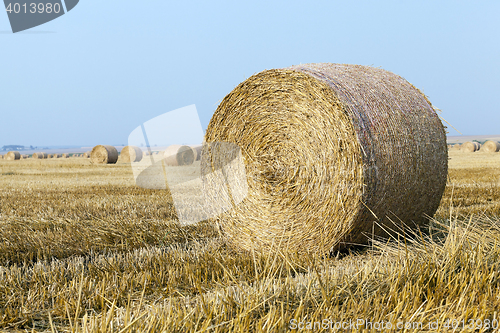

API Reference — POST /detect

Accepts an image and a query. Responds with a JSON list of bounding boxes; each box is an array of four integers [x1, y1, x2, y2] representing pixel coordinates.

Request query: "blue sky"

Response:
[[0, 0, 499, 147]]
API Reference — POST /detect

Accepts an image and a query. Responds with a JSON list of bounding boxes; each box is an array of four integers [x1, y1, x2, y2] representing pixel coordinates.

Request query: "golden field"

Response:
[[0, 150, 499, 332]]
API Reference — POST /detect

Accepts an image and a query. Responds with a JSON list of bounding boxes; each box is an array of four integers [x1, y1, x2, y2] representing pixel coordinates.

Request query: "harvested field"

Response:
[[0, 153, 499, 331]]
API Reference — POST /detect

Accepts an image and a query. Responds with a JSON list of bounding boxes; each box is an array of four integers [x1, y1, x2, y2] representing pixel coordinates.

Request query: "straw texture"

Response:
[[5, 151, 21, 161], [163, 145, 195, 166], [33, 152, 47, 159], [481, 140, 500, 153], [461, 142, 479, 152], [90, 145, 118, 164], [202, 63, 448, 254], [191, 145, 203, 161], [120, 146, 143, 163]]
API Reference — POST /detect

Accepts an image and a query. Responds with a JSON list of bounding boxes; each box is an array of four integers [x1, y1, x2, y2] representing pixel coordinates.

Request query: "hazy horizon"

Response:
[[1, 1, 499, 147]]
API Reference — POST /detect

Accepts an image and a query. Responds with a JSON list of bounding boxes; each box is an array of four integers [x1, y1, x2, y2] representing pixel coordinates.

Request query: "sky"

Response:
[[0, 0, 499, 147]]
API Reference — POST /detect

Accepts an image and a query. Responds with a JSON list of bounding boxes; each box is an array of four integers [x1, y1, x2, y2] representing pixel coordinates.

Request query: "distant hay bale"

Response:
[[450, 144, 461, 150], [33, 152, 47, 159], [53, 154, 61, 158], [62, 153, 70, 158], [22, 154, 29, 159], [83, 151, 91, 158], [47, 154, 54, 158], [120, 146, 143, 162], [202, 63, 448, 255], [5, 151, 21, 161], [163, 145, 195, 166], [191, 145, 203, 161], [461, 142, 479, 152], [480, 140, 500, 153], [90, 145, 118, 164]]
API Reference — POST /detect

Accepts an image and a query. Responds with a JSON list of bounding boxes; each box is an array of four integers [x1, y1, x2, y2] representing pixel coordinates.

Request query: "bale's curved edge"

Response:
[[461, 142, 478, 152], [163, 145, 195, 166], [191, 145, 203, 161], [33, 152, 47, 159], [203, 63, 448, 255], [120, 146, 143, 163], [481, 140, 500, 153], [5, 151, 21, 161], [90, 145, 118, 164]]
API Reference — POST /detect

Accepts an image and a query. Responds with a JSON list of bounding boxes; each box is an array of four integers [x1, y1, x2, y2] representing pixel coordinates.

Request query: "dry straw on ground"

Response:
[[461, 141, 479, 152], [203, 63, 448, 255], [481, 140, 500, 153], [163, 145, 195, 166], [90, 145, 118, 164], [4, 151, 21, 161], [32, 152, 47, 159], [120, 145, 143, 163]]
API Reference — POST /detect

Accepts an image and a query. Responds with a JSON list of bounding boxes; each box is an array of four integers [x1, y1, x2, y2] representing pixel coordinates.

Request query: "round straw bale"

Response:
[[90, 145, 118, 164], [191, 145, 203, 161], [202, 63, 448, 255], [5, 151, 21, 160], [53, 154, 61, 158], [120, 146, 143, 162], [480, 140, 499, 153], [461, 141, 478, 152], [62, 153, 70, 158], [451, 143, 461, 150], [22, 154, 29, 159], [163, 145, 195, 166], [82, 151, 91, 158], [0, 155, 3, 159], [33, 152, 47, 159]]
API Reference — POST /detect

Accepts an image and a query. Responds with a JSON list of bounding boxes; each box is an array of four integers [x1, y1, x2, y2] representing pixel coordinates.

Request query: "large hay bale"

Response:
[[163, 145, 195, 166], [481, 140, 500, 153], [191, 145, 203, 161], [5, 151, 21, 161], [120, 146, 143, 163], [33, 152, 47, 159], [202, 63, 448, 254], [461, 141, 479, 152], [90, 145, 118, 164]]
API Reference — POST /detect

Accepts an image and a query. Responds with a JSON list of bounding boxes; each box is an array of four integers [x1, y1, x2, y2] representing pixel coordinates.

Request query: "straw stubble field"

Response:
[[0, 151, 500, 332]]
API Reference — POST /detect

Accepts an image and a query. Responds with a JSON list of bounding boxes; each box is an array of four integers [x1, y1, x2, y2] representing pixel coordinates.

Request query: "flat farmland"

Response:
[[0, 151, 499, 332]]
